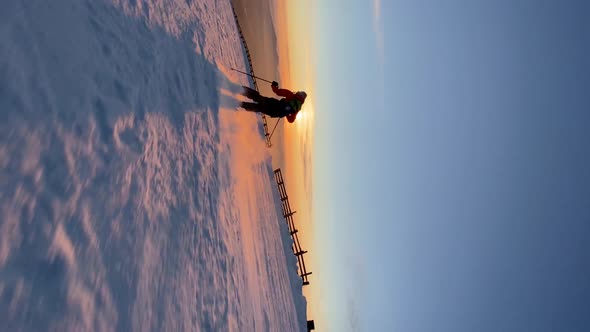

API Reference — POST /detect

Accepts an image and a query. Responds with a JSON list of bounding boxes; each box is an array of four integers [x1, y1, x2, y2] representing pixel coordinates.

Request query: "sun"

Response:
[[298, 110, 307, 120], [295, 102, 314, 131]]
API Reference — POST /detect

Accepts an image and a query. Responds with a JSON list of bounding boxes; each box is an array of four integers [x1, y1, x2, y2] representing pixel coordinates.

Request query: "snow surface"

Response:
[[0, 0, 306, 331]]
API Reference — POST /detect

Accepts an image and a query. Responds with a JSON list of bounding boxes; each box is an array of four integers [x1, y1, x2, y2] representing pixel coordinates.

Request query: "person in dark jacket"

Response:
[[240, 81, 307, 123]]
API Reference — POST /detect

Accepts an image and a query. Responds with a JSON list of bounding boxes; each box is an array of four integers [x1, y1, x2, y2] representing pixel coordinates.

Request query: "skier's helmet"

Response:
[[295, 91, 307, 102]]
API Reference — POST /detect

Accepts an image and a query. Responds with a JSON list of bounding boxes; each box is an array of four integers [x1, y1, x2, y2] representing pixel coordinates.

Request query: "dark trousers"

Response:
[[241, 87, 287, 118]]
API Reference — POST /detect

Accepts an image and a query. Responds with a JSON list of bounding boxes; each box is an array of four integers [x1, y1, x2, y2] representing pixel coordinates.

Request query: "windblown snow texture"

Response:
[[0, 0, 306, 331]]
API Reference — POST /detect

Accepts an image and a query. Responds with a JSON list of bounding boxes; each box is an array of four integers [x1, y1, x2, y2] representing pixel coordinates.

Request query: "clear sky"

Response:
[[278, 0, 590, 331]]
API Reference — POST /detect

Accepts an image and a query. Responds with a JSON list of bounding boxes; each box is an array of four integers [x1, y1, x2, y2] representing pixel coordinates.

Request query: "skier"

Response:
[[240, 81, 307, 123]]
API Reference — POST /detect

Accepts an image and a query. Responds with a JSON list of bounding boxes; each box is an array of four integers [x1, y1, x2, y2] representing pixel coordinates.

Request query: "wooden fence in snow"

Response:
[[273, 169, 312, 286]]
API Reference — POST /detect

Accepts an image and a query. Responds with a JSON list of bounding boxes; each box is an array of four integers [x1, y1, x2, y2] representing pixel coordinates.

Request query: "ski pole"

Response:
[[230, 68, 274, 84], [268, 118, 282, 141]]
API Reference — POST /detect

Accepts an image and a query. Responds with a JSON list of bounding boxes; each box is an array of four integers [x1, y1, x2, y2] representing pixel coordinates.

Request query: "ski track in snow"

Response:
[[0, 0, 305, 331]]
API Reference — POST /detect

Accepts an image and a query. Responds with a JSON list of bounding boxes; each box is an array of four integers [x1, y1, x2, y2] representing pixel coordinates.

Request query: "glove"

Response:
[[271, 81, 279, 88]]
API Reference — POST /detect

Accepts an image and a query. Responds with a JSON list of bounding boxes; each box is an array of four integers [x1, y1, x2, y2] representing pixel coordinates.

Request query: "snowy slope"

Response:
[[0, 0, 305, 331]]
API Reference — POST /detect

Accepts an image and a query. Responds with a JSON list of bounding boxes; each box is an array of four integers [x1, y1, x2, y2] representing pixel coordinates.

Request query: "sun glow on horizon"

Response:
[[295, 99, 314, 125], [274, 0, 323, 325]]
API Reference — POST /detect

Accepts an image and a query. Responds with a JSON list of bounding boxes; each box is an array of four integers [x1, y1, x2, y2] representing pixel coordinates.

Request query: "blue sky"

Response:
[[312, 0, 590, 331]]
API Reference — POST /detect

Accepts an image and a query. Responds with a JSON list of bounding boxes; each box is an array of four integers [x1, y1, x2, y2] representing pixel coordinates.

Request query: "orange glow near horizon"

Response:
[[274, 0, 322, 326]]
